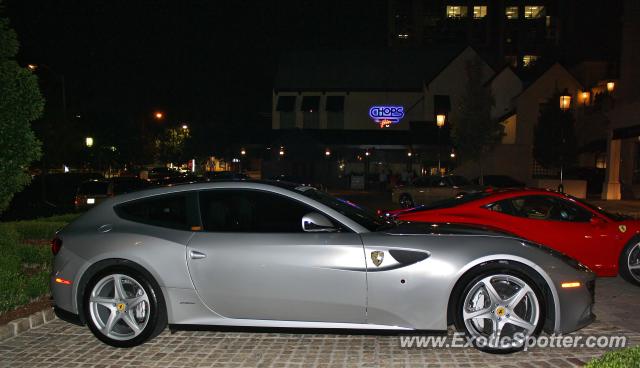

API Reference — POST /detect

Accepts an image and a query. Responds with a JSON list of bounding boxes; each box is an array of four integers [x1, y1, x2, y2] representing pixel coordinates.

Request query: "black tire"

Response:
[[452, 264, 546, 354], [84, 266, 167, 348], [619, 237, 640, 286], [399, 193, 414, 209]]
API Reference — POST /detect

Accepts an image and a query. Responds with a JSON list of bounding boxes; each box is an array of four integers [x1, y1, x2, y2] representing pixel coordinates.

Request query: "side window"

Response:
[[550, 198, 593, 222], [490, 196, 592, 222], [199, 190, 318, 233], [115, 193, 193, 230], [513, 196, 555, 220], [487, 199, 516, 215]]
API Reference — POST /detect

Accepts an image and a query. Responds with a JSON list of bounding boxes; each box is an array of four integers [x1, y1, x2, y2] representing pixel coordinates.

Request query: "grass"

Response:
[[0, 214, 76, 314], [586, 346, 640, 368]]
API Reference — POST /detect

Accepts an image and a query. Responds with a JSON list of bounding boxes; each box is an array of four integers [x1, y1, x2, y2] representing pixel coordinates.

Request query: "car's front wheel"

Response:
[[619, 238, 640, 286], [454, 268, 545, 353], [84, 267, 166, 347]]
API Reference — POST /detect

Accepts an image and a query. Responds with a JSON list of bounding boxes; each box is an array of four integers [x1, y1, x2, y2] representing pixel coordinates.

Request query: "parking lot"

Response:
[[1, 277, 638, 368]]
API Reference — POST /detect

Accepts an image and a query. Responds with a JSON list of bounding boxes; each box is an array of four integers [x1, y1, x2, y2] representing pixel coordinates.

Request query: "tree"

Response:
[[155, 127, 190, 164], [533, 90, 577, 182], [451, 57, 502, 180], [0, 11, 44, 212]]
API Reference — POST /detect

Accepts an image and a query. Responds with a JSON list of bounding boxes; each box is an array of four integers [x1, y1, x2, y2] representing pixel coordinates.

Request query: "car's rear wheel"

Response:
[[399, 194, 414, 209], [619, 239, 640, 286], [84, 268, 166, 347], [454, 268, 545, 353]]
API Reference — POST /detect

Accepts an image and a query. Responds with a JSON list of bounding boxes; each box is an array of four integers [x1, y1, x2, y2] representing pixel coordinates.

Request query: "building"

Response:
[[270, 45, 495, 185], [387, 0, 622, 71], [602, 0, 640, 200]]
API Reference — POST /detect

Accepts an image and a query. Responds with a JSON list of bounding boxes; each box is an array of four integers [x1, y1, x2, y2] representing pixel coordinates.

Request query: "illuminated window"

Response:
[[505, 6, 518, 19], [446, 6, 468, 18], [522, 55, 538, 68], [473, 6, 487, 19], [524, 6, 545, 18]]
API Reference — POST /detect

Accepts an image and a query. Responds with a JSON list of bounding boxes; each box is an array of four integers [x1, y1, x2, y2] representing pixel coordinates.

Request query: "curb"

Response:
[[0, 308, 57, 342]]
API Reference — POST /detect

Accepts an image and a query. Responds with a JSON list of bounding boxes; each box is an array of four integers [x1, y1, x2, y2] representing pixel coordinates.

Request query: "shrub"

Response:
[[586, 346, 640, 368], [0, 214, 73, 313], [11, 220, 67, 241]]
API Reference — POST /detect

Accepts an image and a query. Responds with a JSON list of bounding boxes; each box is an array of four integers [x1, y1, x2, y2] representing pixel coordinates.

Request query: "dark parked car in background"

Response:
[[201, 171, 248, 181], [1, 172, 104, 220], [75, 177, 153, 211], [392, 175, 483, 208], [472, 175, 525, 188]]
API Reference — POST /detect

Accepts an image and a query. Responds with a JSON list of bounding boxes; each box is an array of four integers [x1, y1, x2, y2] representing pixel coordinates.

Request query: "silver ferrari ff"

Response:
[[51, 181, 595, 353]]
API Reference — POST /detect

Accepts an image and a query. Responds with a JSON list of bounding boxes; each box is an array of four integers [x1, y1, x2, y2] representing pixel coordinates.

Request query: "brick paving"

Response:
[[2, 277, 640, 367]]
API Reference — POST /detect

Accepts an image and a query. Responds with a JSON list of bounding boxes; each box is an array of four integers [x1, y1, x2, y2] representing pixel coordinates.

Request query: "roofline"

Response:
[[516, 62, 585, 99]]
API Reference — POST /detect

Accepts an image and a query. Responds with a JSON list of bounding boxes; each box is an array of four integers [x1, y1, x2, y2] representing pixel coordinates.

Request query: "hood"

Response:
[[384, 221, 517, 238]]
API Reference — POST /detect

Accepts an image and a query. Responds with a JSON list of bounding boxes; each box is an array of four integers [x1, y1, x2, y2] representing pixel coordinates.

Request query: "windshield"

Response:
[[570, 196, 628, 221], [297, 188, 392, 231]]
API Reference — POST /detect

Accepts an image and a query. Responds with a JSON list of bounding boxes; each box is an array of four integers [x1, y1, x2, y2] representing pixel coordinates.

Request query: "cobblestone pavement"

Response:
[[2, 277, 640, 368]]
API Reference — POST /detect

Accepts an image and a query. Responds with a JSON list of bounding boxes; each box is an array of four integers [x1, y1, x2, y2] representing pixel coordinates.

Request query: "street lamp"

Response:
[[436, 113, 446, 174], [559, 90, 572, 111], [607, 81, 615, 92], [154, 112, 164, 120], [85, 137, 94, 148], [581, 91, 590, 105], [240, 148, 246, 156], [325, 148, 331, 157], [181, 124, 188, 130], [279, 147, 285, 156]]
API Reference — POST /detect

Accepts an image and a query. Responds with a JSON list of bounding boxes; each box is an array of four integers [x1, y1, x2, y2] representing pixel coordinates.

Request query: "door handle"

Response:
[[189, 250, 207, 260]]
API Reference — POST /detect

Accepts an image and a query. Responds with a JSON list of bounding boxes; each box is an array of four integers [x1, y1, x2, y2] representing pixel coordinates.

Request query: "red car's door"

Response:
[[485, 195, 614, 274]]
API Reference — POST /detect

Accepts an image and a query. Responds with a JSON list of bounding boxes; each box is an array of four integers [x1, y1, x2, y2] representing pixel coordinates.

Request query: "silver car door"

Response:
[[186, 188, 367, 323]]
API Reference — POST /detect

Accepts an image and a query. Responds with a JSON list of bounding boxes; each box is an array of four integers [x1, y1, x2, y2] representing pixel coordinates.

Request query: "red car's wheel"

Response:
[[619, 238, 640, 286]]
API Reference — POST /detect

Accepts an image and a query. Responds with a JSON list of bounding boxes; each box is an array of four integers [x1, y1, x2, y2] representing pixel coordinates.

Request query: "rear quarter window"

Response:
[[115, 193, 197, 230]]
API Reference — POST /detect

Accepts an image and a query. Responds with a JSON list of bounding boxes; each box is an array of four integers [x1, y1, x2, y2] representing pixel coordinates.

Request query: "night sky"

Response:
[[5, 0, 386, 130]]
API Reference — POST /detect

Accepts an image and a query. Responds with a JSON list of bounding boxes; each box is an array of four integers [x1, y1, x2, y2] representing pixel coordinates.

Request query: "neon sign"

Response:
[[369, 106, 404, 128]]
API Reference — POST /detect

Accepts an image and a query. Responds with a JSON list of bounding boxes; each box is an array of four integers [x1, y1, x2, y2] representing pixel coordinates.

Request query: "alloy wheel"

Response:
[[462, 274, 540, 347], [88, 274, 150, 341], [627, 242, 640, 283]]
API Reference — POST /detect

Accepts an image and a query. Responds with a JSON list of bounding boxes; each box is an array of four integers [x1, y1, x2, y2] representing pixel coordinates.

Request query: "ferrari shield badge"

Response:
[[371, 251, 384, 267], [619, 225, 627, 233]]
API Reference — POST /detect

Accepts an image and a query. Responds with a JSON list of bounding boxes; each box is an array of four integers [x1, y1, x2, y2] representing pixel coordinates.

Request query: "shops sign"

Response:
[[369, 105, 404, 128]]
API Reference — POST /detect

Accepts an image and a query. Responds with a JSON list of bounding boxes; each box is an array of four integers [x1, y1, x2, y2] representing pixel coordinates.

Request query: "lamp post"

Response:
[[436, 113, 446, 175], [558, 89, 572, 192]]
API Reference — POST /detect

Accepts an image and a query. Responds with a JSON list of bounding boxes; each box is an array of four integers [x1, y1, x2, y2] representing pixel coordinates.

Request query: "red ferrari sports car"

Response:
[[391, 188, 640, 285]]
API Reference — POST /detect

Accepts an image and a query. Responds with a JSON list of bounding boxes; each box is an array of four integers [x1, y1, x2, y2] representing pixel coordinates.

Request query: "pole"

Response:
[[437, 126, 441, 175]]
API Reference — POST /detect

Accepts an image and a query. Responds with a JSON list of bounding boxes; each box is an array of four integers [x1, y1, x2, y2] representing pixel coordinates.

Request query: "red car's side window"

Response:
[[488, 196, 592, 222]]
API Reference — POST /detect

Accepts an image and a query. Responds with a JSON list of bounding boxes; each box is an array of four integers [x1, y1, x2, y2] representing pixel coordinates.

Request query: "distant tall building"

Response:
[[387, 0, 622, 72]]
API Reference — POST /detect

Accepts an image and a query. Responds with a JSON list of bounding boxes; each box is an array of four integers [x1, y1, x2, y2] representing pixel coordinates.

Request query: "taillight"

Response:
[[51, 237, 62, 255]]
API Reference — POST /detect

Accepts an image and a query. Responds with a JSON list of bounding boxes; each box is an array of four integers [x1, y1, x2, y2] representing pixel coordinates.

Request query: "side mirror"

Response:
[[302, 212, 337, 232]]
